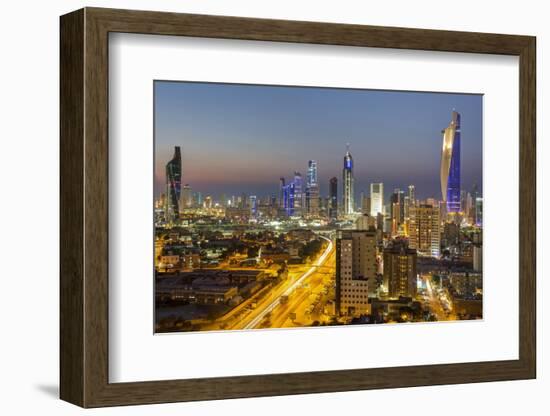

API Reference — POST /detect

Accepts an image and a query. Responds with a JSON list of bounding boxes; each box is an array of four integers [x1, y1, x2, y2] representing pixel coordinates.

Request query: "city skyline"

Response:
[[154, 83, 484, 333], [154, 81, 483, 201]]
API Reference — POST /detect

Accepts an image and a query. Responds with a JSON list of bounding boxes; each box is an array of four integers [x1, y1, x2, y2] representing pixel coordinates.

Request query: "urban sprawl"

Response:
[[155, 110, 483, 333]]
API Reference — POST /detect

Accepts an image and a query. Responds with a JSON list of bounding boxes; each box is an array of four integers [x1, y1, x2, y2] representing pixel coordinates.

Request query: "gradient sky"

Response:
[[154, 81, 482, 202]]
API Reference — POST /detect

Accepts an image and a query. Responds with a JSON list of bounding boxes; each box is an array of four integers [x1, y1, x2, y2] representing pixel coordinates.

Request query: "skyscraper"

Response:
[[391, 188, 405, 224], [336, 229, 378, 316], [282, 181, 294, 216], [383, 241, 417, 298], [249, 195, 257, 216], [164, 146, 182, 223], [408, 185, 416, 206], [329, 177, 338, 219], [181, 184, 192, 208], [361, 193, 371, 215], [280, 172, 306, 217], [306, 160, 320, 216], [475, 197, 483, 227], [440, 110, 461, 213], [370, 183, 384, 217], [343, 145, 354, 215], [473, 231, 482, 272], [279, 177, 286, 209], [409, 204, 441, 258], [293, 172, 304, 216]]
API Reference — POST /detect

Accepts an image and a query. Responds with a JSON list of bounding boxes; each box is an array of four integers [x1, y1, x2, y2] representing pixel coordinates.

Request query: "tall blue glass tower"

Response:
[[343, 145, 354, 215], [440, 111, 461, 213]]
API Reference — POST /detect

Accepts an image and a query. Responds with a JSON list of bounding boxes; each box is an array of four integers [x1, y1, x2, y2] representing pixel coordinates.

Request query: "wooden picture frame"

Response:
[[60, 7, 536, 408]]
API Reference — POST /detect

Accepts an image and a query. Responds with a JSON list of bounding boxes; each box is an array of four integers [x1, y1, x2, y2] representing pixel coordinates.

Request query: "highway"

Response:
[[268, 249, 335, 328], [241, 235, 334, 330], [424, 274, 456, 321]]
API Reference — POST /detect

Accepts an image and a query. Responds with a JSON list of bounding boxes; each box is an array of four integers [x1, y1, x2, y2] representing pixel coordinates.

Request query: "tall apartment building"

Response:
[[336, 229, 378, 316], [409, 204, 441, 257], [383, 241, 417, 298]]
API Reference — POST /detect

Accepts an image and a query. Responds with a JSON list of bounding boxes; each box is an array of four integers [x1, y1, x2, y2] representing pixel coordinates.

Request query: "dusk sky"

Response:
[[154, 81, 482, 202]]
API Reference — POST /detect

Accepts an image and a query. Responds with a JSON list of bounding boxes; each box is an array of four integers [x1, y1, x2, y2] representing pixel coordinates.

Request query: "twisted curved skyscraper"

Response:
[[343, 145, 354, 215], [440, 111, 461, 213], [165, 146, 182, 223]]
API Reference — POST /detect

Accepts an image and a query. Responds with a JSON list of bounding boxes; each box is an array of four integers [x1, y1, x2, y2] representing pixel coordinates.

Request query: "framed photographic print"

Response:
[[60, 7, 536, 408]]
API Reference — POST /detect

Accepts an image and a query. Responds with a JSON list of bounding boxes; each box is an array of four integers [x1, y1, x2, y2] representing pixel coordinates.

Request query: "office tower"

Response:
[[181, 184, 192, 208], [383, 241, 417, 298], [460, 190, 467, 214], [281, 173, 303, 217], [475, 197, 483, 227], [193, 192, 203, 207], [306, 160, 320, 216], [293, 172, 304, 216], [329, 177, 338, 219], [473, 231, 482, 272], [336, 229, 378, 316], [343, 145, 354, 215], [240, 192, 248, 208], [408, 185, 416, 206], [403, 196, 410, 221], [249, 195, 257, 216], [204, 196, 212, 209], [409, 204, 441, 257], [361, 193, 371, 215], [440, 110, 461, 213], [220, 193, 227, 208], [282, 181, 294, 216], [398, 190, 405, 223], [279, 177, 286, 209], [370, 182, 384, 217], [164, 146, 182, 223], [390, 188, 405, 224]]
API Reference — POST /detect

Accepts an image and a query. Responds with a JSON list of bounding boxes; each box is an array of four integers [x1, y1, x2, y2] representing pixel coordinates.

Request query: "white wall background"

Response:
[[0, 0, 546, 414]]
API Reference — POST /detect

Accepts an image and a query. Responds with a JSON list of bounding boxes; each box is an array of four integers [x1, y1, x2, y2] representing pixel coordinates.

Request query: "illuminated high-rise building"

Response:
[[279, 177, 286, 209], [391, 188, 405, 224], [343, 145, 354, 215], [408, 185, 416, 206], [280, 172, 305, 217], [475, 197, 483, 227], [409, 203, 441, 258], [329, 177, 338, 219], [164, 146, 182, 223], [181, 184, 192, 208], [306, 160, 320, 216], [383, 241, 417, 298], [194, 191, 203, 207], [370, 182, 384, 217], [220, 193, 227, 208], [361, 192, 371, 215], [282, 181, 294, 216], [473, 231, 482, 272], [293, 172, 304, 216], [249, 195, 257, 216], [403, 196, 411, 221], [336, 229, 378, 316], [440, 110, 461, 213]]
